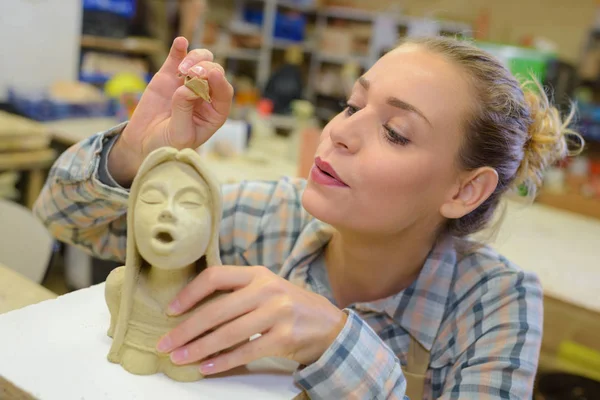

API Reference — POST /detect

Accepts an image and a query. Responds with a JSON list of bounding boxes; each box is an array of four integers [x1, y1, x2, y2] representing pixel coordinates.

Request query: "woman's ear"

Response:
[[440, 167, 498, 219]]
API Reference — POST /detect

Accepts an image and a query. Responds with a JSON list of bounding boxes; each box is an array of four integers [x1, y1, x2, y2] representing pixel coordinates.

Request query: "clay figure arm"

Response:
[[32, 125, 130, 262]]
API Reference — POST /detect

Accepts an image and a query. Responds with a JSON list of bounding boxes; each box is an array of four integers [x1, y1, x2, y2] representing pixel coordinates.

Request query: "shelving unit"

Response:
[[199, 0, 472, 106]]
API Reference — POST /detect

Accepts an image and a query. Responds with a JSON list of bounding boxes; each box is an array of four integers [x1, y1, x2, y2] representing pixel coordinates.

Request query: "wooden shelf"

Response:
[[221, 47, 261, 61], [323, 6, 378, 21], [0, 148, 56, 171], [278, 0, 316, 12], [81, 35, 164, 55], [538, 351, 600, 384], [536, 191, 600, 220]]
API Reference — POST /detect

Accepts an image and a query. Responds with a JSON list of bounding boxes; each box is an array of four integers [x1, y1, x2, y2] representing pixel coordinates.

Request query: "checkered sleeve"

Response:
[[437, 267, 544, 399], [294, 309, 408, 399], [33, 123, 131, 262]]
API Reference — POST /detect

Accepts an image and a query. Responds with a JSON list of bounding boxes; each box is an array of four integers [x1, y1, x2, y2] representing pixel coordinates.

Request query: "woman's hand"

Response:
[[156, 266, 348, 375], [109, 36, 234, 186]]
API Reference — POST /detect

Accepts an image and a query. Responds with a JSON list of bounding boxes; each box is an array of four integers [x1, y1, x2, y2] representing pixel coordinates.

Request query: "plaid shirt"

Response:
[[33, 124, 543, 399]]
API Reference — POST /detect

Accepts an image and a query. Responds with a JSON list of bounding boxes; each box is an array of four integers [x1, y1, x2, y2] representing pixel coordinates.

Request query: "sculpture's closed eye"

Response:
[[178, 191, 205, 209], [180, 201, 202, 209], [141, 188, 166, 204]]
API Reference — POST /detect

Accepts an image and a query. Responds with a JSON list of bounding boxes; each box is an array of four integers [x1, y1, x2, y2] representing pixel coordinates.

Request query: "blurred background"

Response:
[[0, 0, 599, 397]]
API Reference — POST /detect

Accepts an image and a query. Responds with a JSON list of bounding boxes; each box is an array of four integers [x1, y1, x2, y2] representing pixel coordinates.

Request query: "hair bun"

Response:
[[514, 80, 585, 196]]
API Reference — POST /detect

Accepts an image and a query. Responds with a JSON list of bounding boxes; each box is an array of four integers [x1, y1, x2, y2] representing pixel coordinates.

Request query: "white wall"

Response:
[[0, 0, 81, 101]]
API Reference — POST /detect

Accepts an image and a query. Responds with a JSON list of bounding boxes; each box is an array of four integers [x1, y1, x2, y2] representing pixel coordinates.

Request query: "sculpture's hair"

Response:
[[398, 37, 584, 237], [107, 147, 223, 362]]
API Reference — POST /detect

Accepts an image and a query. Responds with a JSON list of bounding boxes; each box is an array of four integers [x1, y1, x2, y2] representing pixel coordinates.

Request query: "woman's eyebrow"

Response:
[[359, 76, 432, 127], [358, 76, 370, 90], [387, 97, 432, 127]]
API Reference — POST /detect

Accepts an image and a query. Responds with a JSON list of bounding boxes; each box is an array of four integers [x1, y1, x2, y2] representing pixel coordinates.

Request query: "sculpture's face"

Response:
[[134, 161, 212, 269]]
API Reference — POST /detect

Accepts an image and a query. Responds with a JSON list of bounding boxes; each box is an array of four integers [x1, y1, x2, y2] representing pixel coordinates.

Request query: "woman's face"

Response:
[[134, 161, 212, 269], [302, 45, 473, 237]]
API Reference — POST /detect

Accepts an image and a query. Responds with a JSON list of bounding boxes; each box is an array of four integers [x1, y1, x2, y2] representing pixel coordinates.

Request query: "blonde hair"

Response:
[[400, 37, 584, 237]]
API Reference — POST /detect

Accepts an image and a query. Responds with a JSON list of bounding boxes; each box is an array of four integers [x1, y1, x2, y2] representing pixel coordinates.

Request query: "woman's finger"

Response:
[[167, 266, 254, 315], [158, 36, 189, 76], [170, 306, 276, 366], [199, 331, 274, 376], [185, 61, 225, 79], [177, 48, 215, 76], [159, 286, 259, 352], [206, 68, 234, 117]]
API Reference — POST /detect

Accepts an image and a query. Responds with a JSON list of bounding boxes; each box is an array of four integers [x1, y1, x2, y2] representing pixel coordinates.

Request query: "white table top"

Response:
[[0, 283, 301, 400], [487, 200, 600, 314]]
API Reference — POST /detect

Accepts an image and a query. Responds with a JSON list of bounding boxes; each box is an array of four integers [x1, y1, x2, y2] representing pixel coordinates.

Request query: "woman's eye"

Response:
[[340, 100, 360, 116], [140, 189, 165, 204], [384, 126, 411, 146], [346, 104, 360, 116]]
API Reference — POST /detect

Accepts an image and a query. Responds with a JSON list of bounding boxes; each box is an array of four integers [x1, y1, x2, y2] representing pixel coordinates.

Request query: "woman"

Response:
[[34, 36, 583, 399]]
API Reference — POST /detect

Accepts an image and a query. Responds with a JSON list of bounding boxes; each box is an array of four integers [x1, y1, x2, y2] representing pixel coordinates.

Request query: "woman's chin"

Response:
[[301, 185, 342, 226]]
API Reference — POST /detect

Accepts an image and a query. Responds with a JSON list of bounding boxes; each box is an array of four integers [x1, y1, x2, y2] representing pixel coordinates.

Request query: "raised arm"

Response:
[[34, 36, 233, 260], [33, 125, 130, 261]]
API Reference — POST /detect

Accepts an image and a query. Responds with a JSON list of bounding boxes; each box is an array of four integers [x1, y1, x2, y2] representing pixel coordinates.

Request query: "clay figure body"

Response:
[[104, 147, 224, 382]]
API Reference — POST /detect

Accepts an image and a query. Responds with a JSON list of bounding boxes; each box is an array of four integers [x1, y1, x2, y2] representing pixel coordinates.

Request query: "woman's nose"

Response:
[[158, 208, 176, 223], [329, 119, 361, 154]]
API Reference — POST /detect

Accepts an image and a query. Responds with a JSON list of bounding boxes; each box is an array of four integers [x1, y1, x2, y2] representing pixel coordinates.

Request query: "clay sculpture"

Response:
[[104, 146, 225, 382]]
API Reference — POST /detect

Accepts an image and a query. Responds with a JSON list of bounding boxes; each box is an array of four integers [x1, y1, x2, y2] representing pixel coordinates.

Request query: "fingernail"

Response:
[[171, 348, 188, 363], [178, 60, 193, 74], [199, 361, 215, 375], [167, 299, 181, 315], [157, 335, 172, 352], [190, 65, 205, 77]]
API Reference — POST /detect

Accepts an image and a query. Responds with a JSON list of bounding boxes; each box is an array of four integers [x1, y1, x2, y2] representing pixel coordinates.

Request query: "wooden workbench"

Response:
[[0, 112, 57, 209], [43, 117, 120, 147], [0, 263, 57, 315], [0, 149, 57, 209], [489, 200, 600, 381]]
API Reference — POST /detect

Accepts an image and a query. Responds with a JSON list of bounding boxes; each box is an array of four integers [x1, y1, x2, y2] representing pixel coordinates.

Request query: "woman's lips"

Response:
[[311, 158, 349, 187]]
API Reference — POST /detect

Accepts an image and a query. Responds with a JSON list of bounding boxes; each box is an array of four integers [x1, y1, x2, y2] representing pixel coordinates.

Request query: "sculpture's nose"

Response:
[[158, 208, 176, 223]]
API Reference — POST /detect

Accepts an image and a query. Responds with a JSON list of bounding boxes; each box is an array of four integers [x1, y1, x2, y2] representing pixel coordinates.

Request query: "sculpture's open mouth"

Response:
[[155, 231, 174, 244]]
